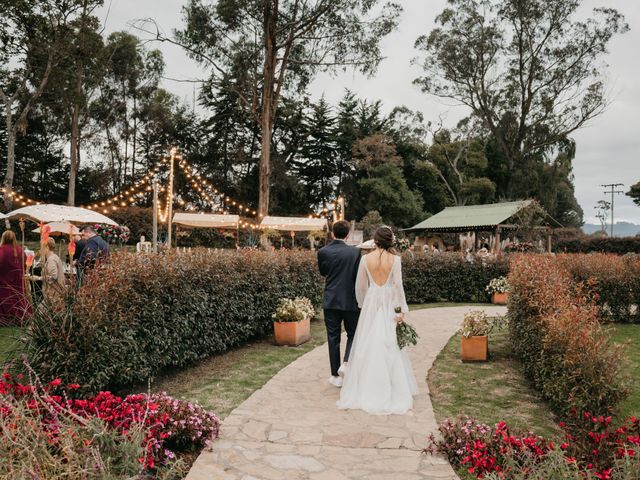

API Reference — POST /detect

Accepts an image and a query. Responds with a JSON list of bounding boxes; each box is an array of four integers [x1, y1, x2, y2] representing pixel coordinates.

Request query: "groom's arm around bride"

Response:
[[317, 220, 361, 387]]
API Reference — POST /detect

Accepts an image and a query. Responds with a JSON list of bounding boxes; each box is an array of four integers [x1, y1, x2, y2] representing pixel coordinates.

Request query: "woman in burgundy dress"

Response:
[[0, 230, 32, 325]]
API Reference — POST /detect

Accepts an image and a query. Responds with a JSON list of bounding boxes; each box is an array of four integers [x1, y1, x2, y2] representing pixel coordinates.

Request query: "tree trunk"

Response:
[[258, 1, 277, 218], [67, 103, 80, 205], [3, 113, 16, 211]]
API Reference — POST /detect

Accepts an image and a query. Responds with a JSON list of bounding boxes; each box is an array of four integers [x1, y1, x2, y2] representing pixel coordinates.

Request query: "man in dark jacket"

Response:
[[317, 220, 361, 387], [78, 226, 109, 273]]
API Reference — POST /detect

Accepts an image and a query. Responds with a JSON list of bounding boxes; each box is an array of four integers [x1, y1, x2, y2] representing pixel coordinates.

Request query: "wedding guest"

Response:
[[78, 226, 109, 272], [0, 230, 32, 324], [31, 238, 65, 307]]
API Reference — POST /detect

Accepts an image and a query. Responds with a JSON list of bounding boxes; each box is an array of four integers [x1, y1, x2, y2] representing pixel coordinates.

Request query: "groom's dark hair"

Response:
[[332, 220, 350, 239]]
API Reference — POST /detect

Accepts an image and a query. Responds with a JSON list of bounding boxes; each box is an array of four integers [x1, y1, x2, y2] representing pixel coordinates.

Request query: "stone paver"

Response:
[[186, 306, 507, 480]]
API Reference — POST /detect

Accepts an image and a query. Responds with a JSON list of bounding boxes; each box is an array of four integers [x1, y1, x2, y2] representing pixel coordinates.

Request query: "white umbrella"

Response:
[[0, 212, 6, 220], [33, 221, 81, 236], [6, 204, 118, 226]]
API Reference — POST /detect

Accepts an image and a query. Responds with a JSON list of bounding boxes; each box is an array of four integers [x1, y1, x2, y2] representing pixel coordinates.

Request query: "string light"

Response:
[[177, 158, 258, 216], [0, 188, 43, 207]]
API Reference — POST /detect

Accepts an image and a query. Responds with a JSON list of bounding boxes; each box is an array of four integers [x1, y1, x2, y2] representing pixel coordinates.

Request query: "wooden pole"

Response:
[[547, 228, 552, 253], [152, 180, 158, 253], [494, 226, 501, 255], [167, 148, 176, 249]]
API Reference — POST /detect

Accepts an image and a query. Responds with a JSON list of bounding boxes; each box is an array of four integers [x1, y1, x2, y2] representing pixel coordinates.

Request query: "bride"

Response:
[[337, 226, 418, 415]]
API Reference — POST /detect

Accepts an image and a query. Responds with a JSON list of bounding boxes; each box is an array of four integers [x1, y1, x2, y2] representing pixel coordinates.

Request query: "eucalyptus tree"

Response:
[[149, 0, 402, 217], [37, 1, 105, 205], [0, 0, 91, 208], [415, 0, 628, 198]]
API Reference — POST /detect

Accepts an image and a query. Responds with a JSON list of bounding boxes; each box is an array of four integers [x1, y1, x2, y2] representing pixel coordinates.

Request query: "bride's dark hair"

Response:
[[373, 226, 397, 255]]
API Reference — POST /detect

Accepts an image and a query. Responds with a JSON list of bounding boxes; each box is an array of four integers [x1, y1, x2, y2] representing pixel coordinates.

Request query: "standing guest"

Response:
[[78, 226, 109, 272], [31, 238, 65, 307], [0, 230, 32, 324]]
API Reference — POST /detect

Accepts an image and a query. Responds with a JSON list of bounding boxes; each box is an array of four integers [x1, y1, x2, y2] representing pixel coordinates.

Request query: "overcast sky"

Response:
[[99, 0, 640, 224]]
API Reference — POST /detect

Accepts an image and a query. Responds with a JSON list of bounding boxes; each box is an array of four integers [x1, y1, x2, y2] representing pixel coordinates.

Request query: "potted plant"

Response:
[[460, 310, 494, 362], [272, 297, 314, 346], [486, 276, 509, 305]]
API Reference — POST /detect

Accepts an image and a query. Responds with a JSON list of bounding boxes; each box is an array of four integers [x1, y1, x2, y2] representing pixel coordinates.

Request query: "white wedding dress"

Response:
[[337, 254, 418, 415]]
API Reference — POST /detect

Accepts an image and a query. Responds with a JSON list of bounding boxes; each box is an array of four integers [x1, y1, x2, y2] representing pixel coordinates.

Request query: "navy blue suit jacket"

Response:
[[317, 240, 361, 311], [78, 235, 109, 268]]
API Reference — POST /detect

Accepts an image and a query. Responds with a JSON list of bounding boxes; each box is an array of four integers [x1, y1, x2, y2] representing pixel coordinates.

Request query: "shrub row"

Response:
[[26, 250, 323, 392], [508, 254, 629, 416], [555, 236, 640, 254], [557, 253, 640, 323], [402, 253, 509, 304], [24, 250, 506, 392]]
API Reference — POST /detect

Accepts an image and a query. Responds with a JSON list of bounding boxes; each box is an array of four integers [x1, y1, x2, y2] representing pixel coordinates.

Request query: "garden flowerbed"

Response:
[[0, 371, 220, 478], [427, 414, 640, 479]]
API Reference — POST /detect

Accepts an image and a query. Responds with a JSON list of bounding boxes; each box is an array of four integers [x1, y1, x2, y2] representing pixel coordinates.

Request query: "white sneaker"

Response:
[[329, 376, 343, 387], [338, 363, 347, 377]]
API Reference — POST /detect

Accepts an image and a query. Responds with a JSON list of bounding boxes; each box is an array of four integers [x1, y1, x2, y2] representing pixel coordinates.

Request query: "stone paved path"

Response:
[[186, 306, 507, 480]]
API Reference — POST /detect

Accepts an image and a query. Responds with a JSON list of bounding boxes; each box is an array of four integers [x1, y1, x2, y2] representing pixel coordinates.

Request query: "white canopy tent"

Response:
[[33, 221, 81, 236], [172, 213, 240, 229], [259, 216, 327, 232], [7, 204, 118, 226]]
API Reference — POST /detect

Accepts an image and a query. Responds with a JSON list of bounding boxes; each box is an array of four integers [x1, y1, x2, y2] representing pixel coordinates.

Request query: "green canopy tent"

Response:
[[403, 200, 552, 253]]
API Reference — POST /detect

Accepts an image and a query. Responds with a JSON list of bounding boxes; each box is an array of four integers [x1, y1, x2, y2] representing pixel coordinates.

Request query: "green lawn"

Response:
[[141, 318, 329, 419], [0, 327, 23, 367], [410, 302, 489, 311], [428, 324, 561, 439], [610, 324, 640, 418]]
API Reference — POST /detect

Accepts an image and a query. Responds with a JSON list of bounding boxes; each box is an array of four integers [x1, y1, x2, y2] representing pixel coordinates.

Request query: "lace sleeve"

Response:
[[355, 257, 368, 308], [392, 256, 409, 313]]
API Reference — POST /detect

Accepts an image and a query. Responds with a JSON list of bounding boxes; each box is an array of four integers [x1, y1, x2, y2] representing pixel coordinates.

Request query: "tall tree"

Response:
[[158, 0, 402, 217], [0, 0, 86, 208], [426, 120, 495, 206], [38, 1, 105, 205], [347, 134, 424, 226], [296, 96, 338, 208], [414, 0, 628, 198], [627, 182, 640, 207]]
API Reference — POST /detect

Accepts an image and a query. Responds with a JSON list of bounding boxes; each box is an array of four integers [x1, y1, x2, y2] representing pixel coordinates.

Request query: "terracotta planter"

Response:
[[491, 292, 508, 305], [461, 335, 488, 362], [274, 317, 311, 346]]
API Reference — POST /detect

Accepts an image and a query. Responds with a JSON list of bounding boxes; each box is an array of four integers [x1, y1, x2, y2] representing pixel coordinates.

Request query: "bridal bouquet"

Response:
[[395, 307, 419, 349]]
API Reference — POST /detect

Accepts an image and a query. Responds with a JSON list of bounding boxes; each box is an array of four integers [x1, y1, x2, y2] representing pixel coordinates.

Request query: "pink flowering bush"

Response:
[[0, 371, 220, 474], [94, 223, 131, 244], [426, 415, 640, 479]]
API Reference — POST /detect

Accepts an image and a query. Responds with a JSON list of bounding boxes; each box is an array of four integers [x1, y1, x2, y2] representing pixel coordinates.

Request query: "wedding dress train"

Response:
[[337, 255, 418, 415]]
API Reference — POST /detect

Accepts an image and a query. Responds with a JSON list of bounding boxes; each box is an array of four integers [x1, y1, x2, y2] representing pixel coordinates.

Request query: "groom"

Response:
[[317, 220, 361, 387]]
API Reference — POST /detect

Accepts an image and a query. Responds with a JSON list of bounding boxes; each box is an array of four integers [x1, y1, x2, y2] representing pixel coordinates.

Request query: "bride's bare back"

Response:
[[365, 249, 395, 286]]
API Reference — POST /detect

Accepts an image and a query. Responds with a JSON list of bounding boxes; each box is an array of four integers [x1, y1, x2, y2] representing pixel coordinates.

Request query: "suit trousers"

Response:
[[324, 309, 359, 377]]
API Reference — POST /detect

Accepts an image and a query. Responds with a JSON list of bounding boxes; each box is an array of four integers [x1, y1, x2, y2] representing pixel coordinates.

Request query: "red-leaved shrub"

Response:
[[508, 255, 628, 416]]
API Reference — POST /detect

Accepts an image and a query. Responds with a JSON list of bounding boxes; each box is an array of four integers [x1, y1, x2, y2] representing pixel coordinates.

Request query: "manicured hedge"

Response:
[[508, 254, 628, 416], [402, 253, 509, 304], [558, 253, 640, 323], [25, 249, 506, 392], [555, 236, 640, 254], [27, 250, 323, 392]]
